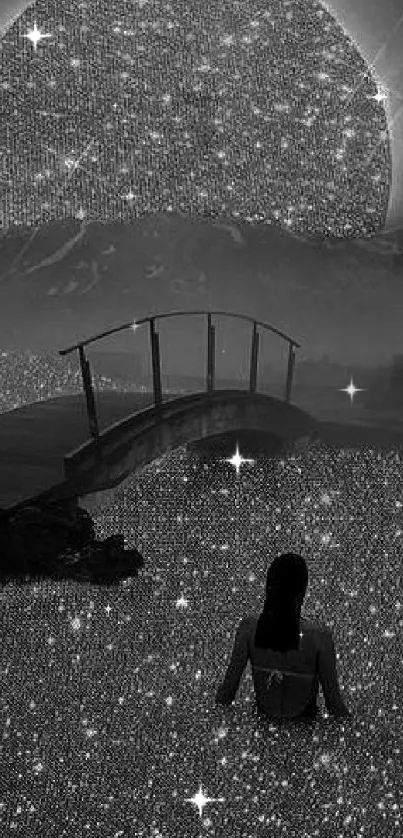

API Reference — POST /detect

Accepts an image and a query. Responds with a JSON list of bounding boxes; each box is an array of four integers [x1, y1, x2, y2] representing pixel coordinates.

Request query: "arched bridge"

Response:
[[2, 308, 402, 512], [58, 309, 316, 500]]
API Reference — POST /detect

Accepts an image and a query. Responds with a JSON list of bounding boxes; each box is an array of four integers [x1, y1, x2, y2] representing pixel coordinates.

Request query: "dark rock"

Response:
[[3, 500, 76, 577], [38, 500, 96, 550], [5, 505, 48, 576], [77, 535, 145, 583], [0, 498, 145, 584], [55, 535, 145, 584]]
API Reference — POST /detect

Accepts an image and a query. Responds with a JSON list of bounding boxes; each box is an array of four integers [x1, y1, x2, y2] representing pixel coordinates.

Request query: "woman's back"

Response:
[[248, 615, 351, 720]]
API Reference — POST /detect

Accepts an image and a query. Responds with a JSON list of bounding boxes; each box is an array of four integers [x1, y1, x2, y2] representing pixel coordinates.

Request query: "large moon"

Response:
[[0, 0, 395, 234]]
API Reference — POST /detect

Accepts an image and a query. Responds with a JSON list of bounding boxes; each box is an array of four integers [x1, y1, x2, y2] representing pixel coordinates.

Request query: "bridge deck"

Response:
[[1, 390, 403, 511], [0, 391, 159, 510]]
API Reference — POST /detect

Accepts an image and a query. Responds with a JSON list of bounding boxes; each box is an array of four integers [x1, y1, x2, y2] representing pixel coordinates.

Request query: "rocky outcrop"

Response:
[[59, 535, 145, 584], [0, 499, 144, 584]]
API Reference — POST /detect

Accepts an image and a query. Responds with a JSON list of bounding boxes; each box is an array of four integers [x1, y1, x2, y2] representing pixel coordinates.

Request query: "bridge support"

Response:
[[60, 310, 300, 448], [79, 346, 100, 447], [285, 344, 296, 404], [150, 318, 163, 414], [249, 321, 259, 394], [206, 313, 216, 393]]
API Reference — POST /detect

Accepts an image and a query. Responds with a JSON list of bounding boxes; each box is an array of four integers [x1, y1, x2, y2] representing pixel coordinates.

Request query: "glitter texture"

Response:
[[0, 0, 392, 237], [1, 405, 402, 835]]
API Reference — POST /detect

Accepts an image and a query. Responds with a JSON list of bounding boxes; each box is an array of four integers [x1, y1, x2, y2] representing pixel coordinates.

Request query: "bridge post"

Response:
[[149, 318, 162, 413], [206, 312, 216, 393], [284, 343, 296, 403], [78, 345, 100, 447], [249, 321, 259, 393]]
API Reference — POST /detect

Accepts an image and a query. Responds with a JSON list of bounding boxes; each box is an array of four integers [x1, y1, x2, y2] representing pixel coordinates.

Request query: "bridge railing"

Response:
[[59, 309, 300, 448]]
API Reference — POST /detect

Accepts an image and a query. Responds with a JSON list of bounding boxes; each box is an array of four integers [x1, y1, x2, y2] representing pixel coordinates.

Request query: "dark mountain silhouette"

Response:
[[0, 213, 402, 354]]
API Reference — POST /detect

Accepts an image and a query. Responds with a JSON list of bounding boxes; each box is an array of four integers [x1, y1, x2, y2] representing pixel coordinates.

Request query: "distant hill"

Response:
[[0, 213, 402, 356]]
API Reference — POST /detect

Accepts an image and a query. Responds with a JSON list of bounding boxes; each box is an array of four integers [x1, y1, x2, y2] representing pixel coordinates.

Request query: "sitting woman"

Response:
[[215, 552, 351, 722]]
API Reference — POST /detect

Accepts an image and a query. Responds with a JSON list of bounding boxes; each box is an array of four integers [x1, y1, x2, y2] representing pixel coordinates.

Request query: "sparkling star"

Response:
[[371, 90, 388, 105], [339, 378, 366, 404], [24, 23, 53, 52], [175, 594, 189, 609], [185, 786, 225, 819], [222, 445, 255, 477]]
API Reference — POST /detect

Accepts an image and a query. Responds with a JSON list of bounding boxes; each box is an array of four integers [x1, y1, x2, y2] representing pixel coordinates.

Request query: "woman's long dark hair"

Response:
[[254, 553, 308, 653]]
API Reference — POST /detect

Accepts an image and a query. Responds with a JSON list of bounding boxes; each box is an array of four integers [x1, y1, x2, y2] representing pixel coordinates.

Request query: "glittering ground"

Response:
[[0, 0, 391, 237], [1, 438, 402, 836]]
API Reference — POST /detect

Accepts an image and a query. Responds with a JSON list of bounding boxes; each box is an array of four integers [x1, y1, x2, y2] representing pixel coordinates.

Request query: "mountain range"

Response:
[[0, 213, 402, 360]]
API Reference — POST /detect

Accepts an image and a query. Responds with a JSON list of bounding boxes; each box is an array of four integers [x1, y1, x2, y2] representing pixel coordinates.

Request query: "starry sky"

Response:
[[0, 0, 401, 236]]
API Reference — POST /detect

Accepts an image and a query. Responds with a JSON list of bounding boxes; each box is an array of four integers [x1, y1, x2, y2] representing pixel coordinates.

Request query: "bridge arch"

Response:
[[59, 309, 313, 497], [60, 309, 300, 440], [63, 390, 318, 498]]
